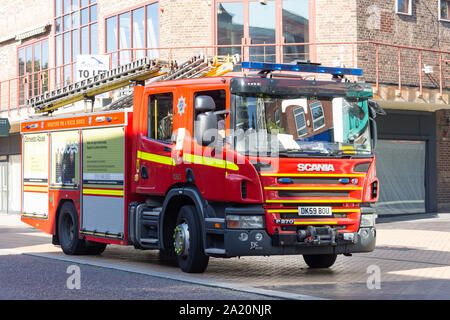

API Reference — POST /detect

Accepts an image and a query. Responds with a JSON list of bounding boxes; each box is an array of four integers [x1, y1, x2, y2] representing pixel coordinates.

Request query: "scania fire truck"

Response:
[[21, 55, 383, 273]]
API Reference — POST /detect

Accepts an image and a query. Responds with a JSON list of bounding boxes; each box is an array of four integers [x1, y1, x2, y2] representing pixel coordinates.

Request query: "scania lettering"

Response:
[[298, 164, 335, 172], [20, 58, 383, 273]]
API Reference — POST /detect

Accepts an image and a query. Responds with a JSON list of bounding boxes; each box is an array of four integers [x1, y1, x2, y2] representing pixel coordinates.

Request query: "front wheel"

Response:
[[173, 205, 209, 273], [303, 254, 337, 268]]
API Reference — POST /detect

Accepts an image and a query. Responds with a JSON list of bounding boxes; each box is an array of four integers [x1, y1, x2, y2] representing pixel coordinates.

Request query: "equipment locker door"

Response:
[[81, 126, 126, 237], [22, 133, 49, 218]]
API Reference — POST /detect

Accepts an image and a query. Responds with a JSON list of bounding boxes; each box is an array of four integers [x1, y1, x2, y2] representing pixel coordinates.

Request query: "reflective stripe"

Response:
[[23, 186, 48, 193], [137, 150, 239, 171], [294, 221, 339, 225], [83, 189, 124, 197], [267, 208, 361, 213], [137, 151, 175, 166], [183, 154, 239, 171]]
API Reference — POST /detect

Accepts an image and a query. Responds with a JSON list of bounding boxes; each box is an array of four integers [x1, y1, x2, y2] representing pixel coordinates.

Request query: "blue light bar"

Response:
[[241, 61, 363, 76]]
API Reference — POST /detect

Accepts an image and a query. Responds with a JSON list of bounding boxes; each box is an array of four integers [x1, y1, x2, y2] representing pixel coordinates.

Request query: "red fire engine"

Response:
[[20, 56, 383, 273]]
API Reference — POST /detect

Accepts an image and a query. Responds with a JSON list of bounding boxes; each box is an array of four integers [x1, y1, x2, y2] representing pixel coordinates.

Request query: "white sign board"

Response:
[[76, 55, 110, 81]]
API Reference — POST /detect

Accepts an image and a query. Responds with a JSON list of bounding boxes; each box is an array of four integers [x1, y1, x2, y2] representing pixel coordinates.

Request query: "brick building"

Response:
[[0, 0, 449, 214]]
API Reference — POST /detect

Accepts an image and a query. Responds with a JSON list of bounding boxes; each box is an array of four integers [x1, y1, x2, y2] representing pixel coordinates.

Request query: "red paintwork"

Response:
[[21, 76, 378, 248]]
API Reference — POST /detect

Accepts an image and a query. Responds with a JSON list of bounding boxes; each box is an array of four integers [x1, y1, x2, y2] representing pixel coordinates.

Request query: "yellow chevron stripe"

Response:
[[137, 151, 175, 166], [183, 154, 239, 171], [83, 189, 124, 196], [23, 186, 48, 193], [294, 221, 339, 225]]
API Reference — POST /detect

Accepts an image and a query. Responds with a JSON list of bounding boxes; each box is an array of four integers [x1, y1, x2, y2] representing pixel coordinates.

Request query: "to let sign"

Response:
[[76, 55, 110, 81], [0, 118, 10, 136]]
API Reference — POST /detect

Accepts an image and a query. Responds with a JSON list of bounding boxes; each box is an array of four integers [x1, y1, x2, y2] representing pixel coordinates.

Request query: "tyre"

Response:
[[85, 242, 107, 255], [158, 249, 178, 267], [57, 202, 87, 255], [303, 254, 337, 268], [173, 205, 209, 273]]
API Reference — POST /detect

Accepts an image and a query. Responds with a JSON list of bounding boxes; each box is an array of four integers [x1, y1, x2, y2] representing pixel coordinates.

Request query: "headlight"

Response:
[[360, 214, 377, 227], [226, 215, 264, 229]]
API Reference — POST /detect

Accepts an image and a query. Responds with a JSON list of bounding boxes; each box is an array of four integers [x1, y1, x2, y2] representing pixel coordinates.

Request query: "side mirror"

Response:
[[195, 95, 216, 113], [195, 112, 218, 147], [368, 100, 387, 118]]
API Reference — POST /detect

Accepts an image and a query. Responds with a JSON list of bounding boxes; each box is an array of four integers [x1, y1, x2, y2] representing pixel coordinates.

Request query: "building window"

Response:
[[396, 0, 412, 15], [216, 0, 310, 64], [18, 40, 49, 105], [106, 2, 159, 67], [440, 0, 450, 20], [310, 102, 325, 131], [55, 0, 98, 86], [293, 107, 307, 137]]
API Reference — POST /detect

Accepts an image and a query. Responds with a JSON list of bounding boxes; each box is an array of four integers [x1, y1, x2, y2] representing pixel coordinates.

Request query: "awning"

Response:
[[15, 23, 51, 41], [376, 100, 450, 112]]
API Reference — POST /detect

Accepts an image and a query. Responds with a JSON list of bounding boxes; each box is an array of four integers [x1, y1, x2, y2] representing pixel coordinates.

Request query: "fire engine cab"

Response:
[[21, 56, 383, 273]]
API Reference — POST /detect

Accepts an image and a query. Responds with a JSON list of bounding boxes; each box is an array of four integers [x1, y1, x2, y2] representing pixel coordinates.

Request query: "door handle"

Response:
[[141, 165, 149, 179]]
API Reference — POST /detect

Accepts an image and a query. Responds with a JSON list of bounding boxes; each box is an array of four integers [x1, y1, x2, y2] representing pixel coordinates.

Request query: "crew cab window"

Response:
[[148, 93, 174, 143]]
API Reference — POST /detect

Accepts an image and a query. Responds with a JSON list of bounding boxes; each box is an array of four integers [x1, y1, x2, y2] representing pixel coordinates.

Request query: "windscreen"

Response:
[[232, 94, 371, 157]]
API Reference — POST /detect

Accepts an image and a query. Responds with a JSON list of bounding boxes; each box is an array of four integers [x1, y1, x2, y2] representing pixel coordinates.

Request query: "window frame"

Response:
[[395, 0, 412, 16], [147, 92, 174, 144], [17, 38, 50, 105], [104, 0, 159, 66], [213, 0, 315, 63], [439, 0, 450, 21], [54, 0, 99, 85]]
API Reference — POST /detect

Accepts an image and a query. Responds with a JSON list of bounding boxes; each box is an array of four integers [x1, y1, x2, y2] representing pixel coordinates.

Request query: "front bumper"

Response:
[[217, 227, 376, 257]]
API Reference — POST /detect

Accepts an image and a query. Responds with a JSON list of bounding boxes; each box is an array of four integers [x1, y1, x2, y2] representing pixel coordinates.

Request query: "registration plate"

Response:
[[298, 207, 332, 216]]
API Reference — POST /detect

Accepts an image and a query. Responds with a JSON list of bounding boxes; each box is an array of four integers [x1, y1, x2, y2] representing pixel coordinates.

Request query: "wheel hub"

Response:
[[174, 223, 190, 257]]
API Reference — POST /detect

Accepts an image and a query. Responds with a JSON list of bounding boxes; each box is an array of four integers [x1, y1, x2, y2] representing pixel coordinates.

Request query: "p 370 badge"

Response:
[[275, 219, 294, 225]]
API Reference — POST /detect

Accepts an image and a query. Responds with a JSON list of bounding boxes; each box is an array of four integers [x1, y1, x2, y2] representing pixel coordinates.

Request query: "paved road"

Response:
[[1, 214, 450, 300]]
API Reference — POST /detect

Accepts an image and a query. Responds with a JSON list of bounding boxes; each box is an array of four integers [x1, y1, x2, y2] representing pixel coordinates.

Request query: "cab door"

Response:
[[136, 90, 175, 195]]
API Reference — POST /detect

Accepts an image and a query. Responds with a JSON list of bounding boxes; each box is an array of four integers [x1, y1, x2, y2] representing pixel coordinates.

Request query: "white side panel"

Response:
[[23, 192, 48, 217]]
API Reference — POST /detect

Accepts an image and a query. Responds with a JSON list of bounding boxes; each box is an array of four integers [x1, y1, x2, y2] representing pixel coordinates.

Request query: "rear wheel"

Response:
[[173, 205, 209, 273], [303, 254, 337, 268], [58, 202, 87, 255]]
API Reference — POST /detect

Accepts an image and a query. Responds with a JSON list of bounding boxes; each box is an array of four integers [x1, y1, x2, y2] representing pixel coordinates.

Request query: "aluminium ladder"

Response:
[[28, 54, 239, 114]]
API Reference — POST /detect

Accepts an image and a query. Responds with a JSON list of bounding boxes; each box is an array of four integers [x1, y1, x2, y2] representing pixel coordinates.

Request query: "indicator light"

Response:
[[339, 178, 350, 184]]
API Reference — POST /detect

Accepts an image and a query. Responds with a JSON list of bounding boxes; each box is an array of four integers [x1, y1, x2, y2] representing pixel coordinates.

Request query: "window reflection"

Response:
[[217, 2, 244, 58], [283, 0, 309, 62], [249, 1, 276, 63], [106, 3, 160, 66]]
